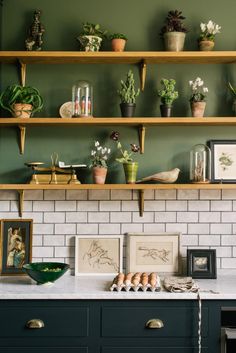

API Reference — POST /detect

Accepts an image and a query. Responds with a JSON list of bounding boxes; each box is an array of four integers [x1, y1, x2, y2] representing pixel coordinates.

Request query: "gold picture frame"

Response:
[[0, 219, 33, 275]]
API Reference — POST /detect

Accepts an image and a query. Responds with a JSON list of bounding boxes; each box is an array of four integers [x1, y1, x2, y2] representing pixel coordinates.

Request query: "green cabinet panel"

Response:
[[102, 348, 208, 353], [0, 349, 88, 353]]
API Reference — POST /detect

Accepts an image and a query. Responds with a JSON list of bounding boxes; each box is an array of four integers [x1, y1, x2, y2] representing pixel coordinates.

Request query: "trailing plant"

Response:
[[160, 10, 187, 36], [189, 77, 208, 102], [80, 22, 107, 39], [0, 84, 43, 114], [157, 78, 178, 106], [228, 82, 236, 97], [110, 33, 127, 40], [117, 70, 140, 104], [110, 131, 139, 163], [90, 141, 111, 168], [199, 20, 221, 42]]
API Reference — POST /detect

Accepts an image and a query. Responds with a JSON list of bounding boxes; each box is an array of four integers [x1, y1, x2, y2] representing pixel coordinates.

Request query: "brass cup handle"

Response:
[[26, 319, 45, 329], [145, 318, 164, 329]]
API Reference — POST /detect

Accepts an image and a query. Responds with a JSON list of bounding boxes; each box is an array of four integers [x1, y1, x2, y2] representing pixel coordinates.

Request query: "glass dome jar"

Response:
[[72, 80, 93, 117], [190, 144, 211, 183]]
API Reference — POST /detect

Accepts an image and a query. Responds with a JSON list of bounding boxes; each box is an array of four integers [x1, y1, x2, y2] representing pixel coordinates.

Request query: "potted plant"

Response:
[[110, 33, 127, 52], [77, 22, 107, 52], [157, 78, 178, 117], [117, 70, 140, 117], [189, 77, 208, 117], [160, 10, 188, 51], [0, 84, 43, 118], [110, 130, 139, 184], [228, 82, 236, 116], [198, 20, 221, 51], [90, 141, 111, 184]]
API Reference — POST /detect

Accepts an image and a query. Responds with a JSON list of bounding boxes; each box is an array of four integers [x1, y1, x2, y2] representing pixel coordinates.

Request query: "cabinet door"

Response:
[[0, 348, 88, 353]]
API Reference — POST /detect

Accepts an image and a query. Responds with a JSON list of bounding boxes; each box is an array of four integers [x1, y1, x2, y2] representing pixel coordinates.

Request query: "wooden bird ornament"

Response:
[[136, 168, 180, 184]]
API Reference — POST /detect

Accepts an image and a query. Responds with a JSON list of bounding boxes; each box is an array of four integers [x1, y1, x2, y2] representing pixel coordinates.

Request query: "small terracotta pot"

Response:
[[199, 40, 215, 51], [92, 167, 107, 184], [163, 32, 186, 51], [111, 38, 127, 52], [191, 101, 206, 117], [12, 103, 32, 118], [123, 162, 138, 184]]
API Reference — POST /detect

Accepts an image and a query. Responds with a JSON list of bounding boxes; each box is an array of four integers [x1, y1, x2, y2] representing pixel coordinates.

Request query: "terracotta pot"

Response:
[[123, 162, 138, 184], [199, 40, 215, 51], [191, 101, 206, 117], [163, 32, 186, 51], [92, 167, 107, 184], [120, 103, 136, 117], [78, 35, 102, 52], [12, 103, 32, 118], [111, 38, 126, 52]]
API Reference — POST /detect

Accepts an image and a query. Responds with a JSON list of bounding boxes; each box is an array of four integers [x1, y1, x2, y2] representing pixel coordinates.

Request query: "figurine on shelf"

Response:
[[136, 168, 180, 184], [25, 10, 45, 51]]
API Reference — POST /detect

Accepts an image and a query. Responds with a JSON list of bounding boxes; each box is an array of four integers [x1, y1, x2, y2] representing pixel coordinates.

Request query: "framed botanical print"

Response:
[[0, 219, 33, 275], [75, 235, 123, 276], [187, 249, 217, 279], [127, 233, 180, 274], [208, 140, 236, 183]]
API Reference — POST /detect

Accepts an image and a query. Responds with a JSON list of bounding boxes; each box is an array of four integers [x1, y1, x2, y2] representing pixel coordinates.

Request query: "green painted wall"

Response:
[[0, 0, 236, 183]]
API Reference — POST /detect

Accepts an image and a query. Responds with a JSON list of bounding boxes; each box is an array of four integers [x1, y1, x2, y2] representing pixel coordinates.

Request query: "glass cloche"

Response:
[[190, 144, 211, 183], [72, 80, 93, 117]]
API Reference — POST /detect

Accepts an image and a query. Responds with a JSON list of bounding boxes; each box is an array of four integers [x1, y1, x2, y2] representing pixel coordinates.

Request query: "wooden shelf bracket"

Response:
[[140, 60, 147, 91], [18, 189, 25, 217], [139, 189, 145, 217], [18, 60, 26, 87], [18, 125, 26, 154], [139, 125, 146, 154]]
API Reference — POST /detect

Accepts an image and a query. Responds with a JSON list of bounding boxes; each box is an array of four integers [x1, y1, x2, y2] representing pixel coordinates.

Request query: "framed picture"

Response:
[[75, 235, 123, 276], [187, 249, 217, 279], [127, 233, 180, 274], [0, 219, 33, 275], [208, 140, 236, 183]]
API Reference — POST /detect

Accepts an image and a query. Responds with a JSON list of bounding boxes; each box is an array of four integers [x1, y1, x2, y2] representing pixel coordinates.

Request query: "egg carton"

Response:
[[110, 276, 161, 292]]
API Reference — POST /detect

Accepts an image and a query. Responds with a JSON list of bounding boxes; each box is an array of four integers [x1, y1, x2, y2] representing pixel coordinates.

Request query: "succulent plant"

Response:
[[157, 78, 178, 106], [160, 10, 188, 36], [117, 70, 140, 104], [110, 33, 127, 40]]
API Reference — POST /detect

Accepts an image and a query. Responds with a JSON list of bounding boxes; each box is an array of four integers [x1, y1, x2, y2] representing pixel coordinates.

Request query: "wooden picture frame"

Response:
[[127, 233, 180, 274], [0, 219, 33, 275], [75, 235, 123, 276], [187, 249, 217, 279], [208, 140, 236, 183]]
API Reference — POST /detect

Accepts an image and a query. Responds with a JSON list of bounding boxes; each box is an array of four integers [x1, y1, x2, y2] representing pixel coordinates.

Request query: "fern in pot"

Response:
[[117, 70, 140, 117], [0, 84, 43, 118]]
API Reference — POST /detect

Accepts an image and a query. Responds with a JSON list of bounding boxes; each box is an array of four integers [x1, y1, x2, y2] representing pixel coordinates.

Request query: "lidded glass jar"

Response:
[[72, 80, 93, 117], [190, 144, 211, 183]]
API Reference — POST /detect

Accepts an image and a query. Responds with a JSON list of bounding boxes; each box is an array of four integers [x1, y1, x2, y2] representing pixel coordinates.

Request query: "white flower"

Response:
[[189, 80, 193, 86], [200, 23, 206, 32], [101, 148, 106, 154], [103, 155, 108, 160], [97, 146, 102, 151], [91, 150, 96, 156], [107, 148, 111, 154], [95, 141, 100, 147], [203, 87, 208, 93]]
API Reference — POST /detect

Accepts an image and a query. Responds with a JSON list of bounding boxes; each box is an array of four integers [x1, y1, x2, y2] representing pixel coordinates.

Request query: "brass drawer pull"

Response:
[[26, 319, 45, 329], [145, 318, 164, 329]]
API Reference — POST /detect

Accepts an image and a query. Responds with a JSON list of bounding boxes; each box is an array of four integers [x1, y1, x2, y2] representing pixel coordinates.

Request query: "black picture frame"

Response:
[[208, 139, 236, 183], [0, 219, 33, 275], [187, 249, 217, 279]]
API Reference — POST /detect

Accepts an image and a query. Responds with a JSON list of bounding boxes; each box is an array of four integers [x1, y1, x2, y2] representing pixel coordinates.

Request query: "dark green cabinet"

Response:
[[0, 299, 229, 353]]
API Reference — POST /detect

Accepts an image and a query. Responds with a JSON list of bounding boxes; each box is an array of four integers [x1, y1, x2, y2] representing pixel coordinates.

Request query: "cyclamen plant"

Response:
[[189, 77, 208, 102], [199, 20, 221, 42], [110, 131, 139, 163], [90, 141, 111, 168]]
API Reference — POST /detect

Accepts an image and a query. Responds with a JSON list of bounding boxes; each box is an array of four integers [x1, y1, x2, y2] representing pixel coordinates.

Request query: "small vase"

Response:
[[199, 40, 215, 51], [12, 103, 32, 118], [92, 167, 107, 184], [163, 32, 186, 52], [123, 162, 138, 184], [191, 101, 206, 117], [78, 35, 102, 52], [120, 103, 136, 117], [111, 38, 126, 52], [160, 105, 172, 117]]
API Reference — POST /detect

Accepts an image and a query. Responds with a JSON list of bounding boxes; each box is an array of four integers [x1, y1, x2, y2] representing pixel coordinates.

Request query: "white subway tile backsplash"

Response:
[[133, 190, 155, 200], [155, 212, 176, 223], [44, 190, 65, 200], [215, 247, 232, 257], [144, 201, 165, 211], [100, 201, 121, 211], [33, 246, 54, 257], [0, 190, 17, 200], [110, 212, 131, 223], [177, 190, 199, 200], [33, 201, 54, 212], [77, 201, 99, 211], [25, 190, 43, 200], [111, 190, 132, 200], [55, 223, 76, 234], [211, 201, 232, 211], [155, 189, 176, 200], [44, 212, 66, 223], [211, 224, 232, 235], [121, 223, 143, 234], [32, 235, 43, 246], [143, 223, 165, 233], [77, 223, 98, 234], [188, 201, 209, 211], [88, 190, 110, 200], [22, 212, 43, 223], [34, 224, 54, 234], [222, 235, 236, 246], [55, 246, 74, 258], [66, 212, 87, 223], [177, 212, 198, 223], [222, 258, 236, 268], [55, 201, 76, 211], [200, 190, 221, 200], [132, 212, 154, 223], [222, 212, 236, 223], [199, 235, 220, 246], [121, 201, 139, 211], [199, 212, 220, 223], [222, 190, 236, 200], [0, 201, 10, 211], [99, 223, 121, 234], [88, 212, 109, 223], [44, 235, 65, 246], [66, 190, 88, 200], [11, 201, 32, 212], [166, 201, 187, 211], [166, 223, 187, 234], [180, 234, 198, 246], [188, 223, 209, 234]]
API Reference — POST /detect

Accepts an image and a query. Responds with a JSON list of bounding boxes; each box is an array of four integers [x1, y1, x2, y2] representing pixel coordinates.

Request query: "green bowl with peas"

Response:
[[23, 262, 70, 284]]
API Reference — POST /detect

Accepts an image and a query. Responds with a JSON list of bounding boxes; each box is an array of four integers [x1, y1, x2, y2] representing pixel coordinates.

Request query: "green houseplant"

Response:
[[117, 70, 140, 117], [110, 130, 140, 184], [110, 33, 127, 52], [0, 84, 43, 118], [198, 20, 221, 51], [90, 141, 111, 184], [160, 10, 187, 51], [157, 78, 178, 117], [228, 82, 236, 116], [77, 22, 107, 52]]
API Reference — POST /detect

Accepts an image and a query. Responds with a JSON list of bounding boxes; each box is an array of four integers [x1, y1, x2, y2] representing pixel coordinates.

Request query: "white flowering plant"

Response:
[[90, 141, 111, 168], [199, 20, 221, 42], [189, 77, 209, 102]]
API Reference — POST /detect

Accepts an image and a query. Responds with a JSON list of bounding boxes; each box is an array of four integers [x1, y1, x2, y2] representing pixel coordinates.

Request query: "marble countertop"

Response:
[[0, 274, 236, 300]]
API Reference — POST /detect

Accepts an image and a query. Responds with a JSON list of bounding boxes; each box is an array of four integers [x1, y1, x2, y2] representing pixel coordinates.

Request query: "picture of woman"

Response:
[[7, 227, 26, 269]]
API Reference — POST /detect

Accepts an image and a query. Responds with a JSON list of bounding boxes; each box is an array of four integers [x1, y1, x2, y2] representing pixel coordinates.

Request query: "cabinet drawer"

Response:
[[0, 306, 89, 338], [102, 306, 208, 338], [0, 348, 88, 353]]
